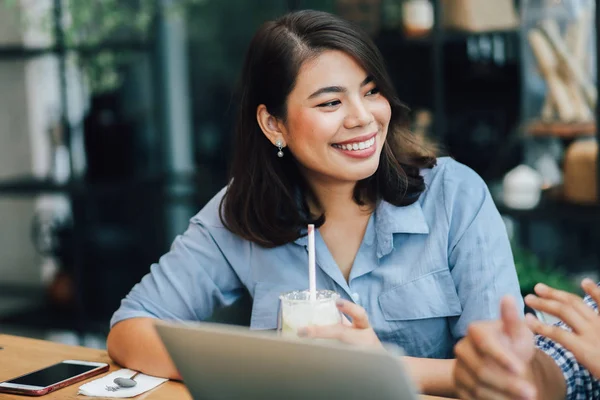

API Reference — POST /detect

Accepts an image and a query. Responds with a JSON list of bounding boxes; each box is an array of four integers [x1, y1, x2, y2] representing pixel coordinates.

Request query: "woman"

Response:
[[107, 9, 522, 396]]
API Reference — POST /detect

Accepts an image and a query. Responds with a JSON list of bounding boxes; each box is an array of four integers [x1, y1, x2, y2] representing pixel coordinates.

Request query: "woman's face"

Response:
[[282, 50, 392, 187]]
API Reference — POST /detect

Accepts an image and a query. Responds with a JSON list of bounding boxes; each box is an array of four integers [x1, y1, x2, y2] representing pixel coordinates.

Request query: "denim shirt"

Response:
[[111, 157, 523, 359]]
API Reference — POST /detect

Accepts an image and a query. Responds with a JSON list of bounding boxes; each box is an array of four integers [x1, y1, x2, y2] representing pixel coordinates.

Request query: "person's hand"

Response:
[[454, 296, 537, 400], [297, 298, 383, 349], [524, 278, 600, 379]]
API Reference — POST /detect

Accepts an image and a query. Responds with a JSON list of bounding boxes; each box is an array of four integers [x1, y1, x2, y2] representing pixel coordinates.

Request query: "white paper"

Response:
[[78, 368, 168, 398]]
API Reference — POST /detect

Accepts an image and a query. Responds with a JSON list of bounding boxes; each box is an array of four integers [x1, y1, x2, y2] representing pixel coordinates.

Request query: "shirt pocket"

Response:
[[250, 282, 301, 330], [379, 268, 462, 321], [376, 269, 462, 357]]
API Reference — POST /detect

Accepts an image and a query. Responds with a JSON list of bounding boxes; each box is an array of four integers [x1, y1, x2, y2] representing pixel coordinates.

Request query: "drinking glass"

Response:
[[277, 290, 342, 338]]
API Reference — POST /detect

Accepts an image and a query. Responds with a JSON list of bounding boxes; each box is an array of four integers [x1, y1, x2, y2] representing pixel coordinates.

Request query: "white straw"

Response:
[[307, 224, 317, 302]]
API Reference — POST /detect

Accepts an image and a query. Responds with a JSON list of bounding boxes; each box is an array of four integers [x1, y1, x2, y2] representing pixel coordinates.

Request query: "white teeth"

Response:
[[333, 137, 375, 151]]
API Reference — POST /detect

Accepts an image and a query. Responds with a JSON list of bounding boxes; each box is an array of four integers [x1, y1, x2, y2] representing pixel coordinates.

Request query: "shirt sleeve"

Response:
[[535, 292, 600, 400], [110, 218, 244, 328], [442, 161, 524, 339]]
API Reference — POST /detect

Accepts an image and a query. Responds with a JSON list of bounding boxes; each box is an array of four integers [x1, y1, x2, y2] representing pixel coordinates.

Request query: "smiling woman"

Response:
[[107, 9, 523, 398], [223, 10, 437, 247], [254, 50, 394, 219]]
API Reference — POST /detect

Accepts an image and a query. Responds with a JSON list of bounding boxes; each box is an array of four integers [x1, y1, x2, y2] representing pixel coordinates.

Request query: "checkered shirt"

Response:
[[535, 289, 600, 400]]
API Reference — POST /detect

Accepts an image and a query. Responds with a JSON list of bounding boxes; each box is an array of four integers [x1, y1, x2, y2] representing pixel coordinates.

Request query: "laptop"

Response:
[[154, 320, 420, 400]]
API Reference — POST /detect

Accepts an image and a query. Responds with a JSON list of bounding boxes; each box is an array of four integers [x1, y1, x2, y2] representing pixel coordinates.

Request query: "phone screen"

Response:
[[7, 362, 98, 388]]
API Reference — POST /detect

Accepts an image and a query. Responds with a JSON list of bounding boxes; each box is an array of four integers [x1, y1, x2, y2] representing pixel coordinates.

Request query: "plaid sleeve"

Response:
[[534, 292, 600, 400]]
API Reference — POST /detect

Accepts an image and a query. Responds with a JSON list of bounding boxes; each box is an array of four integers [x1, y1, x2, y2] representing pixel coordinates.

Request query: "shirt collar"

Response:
[[294, 230, 308, 246], [374, 199, 429, 258], [293, 199, 429, 250]]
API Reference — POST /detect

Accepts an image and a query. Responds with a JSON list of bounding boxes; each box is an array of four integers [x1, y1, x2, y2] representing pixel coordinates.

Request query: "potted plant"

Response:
[[512, 244, 580, 297]]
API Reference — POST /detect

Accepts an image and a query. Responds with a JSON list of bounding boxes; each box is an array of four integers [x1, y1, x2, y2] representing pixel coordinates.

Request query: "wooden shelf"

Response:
[[526, 120, 596, 138], [375, 28, 518, 46], [0, 173, 220, 206], [0, 41, 150, 60], [496, 186, 600, 223]]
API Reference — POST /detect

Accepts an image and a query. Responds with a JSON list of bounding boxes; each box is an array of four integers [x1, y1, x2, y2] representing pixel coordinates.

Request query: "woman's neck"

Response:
[[307, 179, 372, 220]]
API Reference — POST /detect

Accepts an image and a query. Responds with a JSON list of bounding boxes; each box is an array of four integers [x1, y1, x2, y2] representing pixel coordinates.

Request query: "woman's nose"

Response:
[[344, 100, 374, 129]]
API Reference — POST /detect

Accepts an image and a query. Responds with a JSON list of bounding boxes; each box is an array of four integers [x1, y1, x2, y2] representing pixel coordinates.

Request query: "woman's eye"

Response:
[[366, 87, 380, 96], [317, 100, 341, 108]]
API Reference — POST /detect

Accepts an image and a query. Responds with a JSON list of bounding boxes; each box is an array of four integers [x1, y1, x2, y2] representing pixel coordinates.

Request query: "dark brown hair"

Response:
[[220, 9, 436, 247]]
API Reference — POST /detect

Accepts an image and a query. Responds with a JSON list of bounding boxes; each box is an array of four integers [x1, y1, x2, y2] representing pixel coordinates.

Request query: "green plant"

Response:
[[3, 0, 206, 93], [54, 0, 159, 93], [512, 245, 579, 296]]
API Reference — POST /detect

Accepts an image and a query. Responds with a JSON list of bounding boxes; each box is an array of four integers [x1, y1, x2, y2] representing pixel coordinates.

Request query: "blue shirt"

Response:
[[111, 157, 523, 358], [535, 285, 600, 400]]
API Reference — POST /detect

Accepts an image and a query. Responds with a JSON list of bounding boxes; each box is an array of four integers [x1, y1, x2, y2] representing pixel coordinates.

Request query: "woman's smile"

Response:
[[331, 132, 378, 159]]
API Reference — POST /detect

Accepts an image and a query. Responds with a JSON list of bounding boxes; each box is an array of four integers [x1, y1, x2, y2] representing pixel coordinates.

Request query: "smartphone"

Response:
[[0, 359, 109, 396]]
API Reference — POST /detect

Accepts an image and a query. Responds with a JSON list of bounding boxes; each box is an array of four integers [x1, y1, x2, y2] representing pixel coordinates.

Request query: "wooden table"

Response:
[[0, 334, 451, 399]]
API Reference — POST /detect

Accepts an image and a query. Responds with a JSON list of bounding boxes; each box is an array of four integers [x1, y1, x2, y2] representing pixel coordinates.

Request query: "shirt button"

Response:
[[351, 292, 360, 303]]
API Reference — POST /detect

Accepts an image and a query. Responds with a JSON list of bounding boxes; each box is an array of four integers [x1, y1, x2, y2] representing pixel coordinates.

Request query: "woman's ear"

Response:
[[256, 104, 287, 147]]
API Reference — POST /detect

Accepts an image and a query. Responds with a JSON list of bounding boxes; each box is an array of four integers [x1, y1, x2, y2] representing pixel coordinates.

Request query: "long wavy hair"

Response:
[[220, 10, 437, 248]]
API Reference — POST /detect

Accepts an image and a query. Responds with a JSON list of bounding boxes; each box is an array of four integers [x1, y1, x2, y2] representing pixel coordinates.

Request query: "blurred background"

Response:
[[0, 0, 597, 348]]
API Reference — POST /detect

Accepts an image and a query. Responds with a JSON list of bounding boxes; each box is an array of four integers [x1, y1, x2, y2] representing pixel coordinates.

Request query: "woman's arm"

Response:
[[108, 215, 244, 374], [299, 299, 456, 396], [107, 318, 182, 380], [442, 161, 524, 339], [403, 357, 455, 397]]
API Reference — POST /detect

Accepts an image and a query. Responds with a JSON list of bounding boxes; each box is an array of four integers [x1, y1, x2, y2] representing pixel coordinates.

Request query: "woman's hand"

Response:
[[525, 278, 600, 379], [297, 298, 383, 349]]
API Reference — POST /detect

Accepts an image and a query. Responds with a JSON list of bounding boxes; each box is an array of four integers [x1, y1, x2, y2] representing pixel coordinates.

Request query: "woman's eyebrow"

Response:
[[307, 85, 346, 99], [307, 76, 373, 100]]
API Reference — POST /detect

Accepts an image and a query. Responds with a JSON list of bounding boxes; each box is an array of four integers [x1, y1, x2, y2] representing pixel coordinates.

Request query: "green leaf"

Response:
[[512, 244, 580, 296]]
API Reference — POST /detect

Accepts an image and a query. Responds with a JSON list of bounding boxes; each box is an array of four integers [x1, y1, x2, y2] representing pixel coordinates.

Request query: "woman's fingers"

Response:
[[336, 299, 370, 329], [298, 323, 346, 340]]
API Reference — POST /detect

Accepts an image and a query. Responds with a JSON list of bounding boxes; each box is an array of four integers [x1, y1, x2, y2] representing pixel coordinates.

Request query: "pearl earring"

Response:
[[275, 139, 284, 158]]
